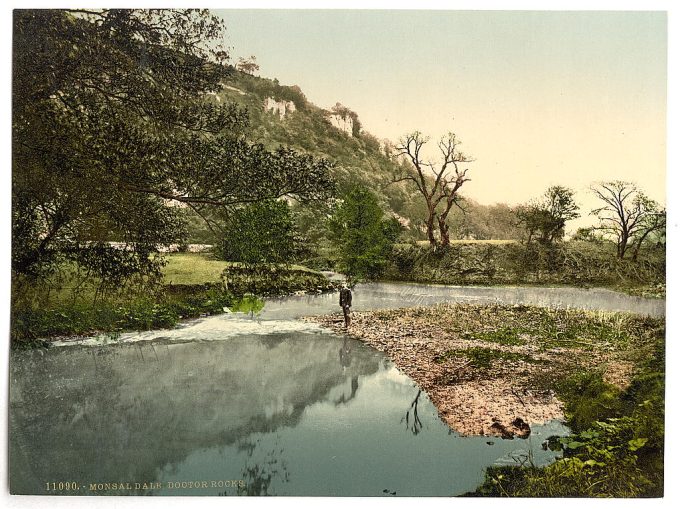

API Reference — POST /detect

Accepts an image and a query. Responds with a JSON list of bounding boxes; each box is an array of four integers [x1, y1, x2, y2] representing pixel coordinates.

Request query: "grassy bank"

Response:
[[470, 340, 664, 497], [384, 241, 665, 296], [306, 303, 664, 497], [10, 253, 338, 348]]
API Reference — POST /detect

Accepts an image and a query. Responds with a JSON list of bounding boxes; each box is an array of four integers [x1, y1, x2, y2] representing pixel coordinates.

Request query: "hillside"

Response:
[[187, 69, 527, 246], [206, 70, 427, 232]]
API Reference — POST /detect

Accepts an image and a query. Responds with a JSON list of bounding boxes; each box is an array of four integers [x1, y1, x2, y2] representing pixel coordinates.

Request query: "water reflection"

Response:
[[10, 333, 379, 495], [10, 331, 568, 496], [402, 390, 423, 435]]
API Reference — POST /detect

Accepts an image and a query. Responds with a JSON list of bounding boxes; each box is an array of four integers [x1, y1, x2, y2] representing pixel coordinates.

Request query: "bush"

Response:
[[221, 264, 340, 296], [384, 241, 665, 291]]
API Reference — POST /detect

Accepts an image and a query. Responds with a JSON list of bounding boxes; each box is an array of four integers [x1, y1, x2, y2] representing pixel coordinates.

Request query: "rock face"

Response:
[[264, 97, 296, 120], [327, 113, 355, 136]]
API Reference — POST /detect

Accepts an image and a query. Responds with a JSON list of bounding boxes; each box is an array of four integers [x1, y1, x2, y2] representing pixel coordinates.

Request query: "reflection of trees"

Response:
[[401, 390, 423, 435], [234, 436, 289, 496], [9, 334, 381, 494]]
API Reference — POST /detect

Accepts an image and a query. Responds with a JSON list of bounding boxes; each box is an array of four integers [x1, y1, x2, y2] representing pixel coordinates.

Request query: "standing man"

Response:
[[339, 283, 352, 328]]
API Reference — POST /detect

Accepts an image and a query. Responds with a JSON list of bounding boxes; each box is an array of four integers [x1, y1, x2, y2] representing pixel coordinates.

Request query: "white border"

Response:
[[1, 2, 677, 509]]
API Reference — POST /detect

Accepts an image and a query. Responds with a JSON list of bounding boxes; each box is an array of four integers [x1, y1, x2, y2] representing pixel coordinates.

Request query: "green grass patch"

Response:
[[465, 326, 526, 346], [162, 252, 323, 285], [162, 253, 229, 284], [11, 283, 233, 347], [435, 347, 542, 368]]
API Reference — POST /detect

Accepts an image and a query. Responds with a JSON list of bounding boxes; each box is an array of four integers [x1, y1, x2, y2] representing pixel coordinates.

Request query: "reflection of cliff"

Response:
[[9, 334, 381, 494]]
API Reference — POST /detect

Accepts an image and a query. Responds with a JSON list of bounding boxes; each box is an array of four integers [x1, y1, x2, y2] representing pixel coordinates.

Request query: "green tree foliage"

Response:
[[12, 9, 335, 287], [515, 186, 579, 244], [590, 181, 664, 259], [448, 199, 524, 240], [329, 187, 402, 280], [236, 55, 260, 75], [220, 200, 302, 264]]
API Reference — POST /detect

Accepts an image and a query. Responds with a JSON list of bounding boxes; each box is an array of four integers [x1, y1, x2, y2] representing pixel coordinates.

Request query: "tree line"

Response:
[[391, 131, 665, 260]]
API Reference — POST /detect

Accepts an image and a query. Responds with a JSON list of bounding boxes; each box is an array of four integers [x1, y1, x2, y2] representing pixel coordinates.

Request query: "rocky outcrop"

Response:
[[224, 85, 245, 95], [264, 97, 296, 119], [327, 113, 355, 136]]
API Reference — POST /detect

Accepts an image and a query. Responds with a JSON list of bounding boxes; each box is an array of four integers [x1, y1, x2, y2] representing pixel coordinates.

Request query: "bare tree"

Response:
[[393, 131, 472, 247], [590, 181, 664, 259], [630, 207, 666, 261]]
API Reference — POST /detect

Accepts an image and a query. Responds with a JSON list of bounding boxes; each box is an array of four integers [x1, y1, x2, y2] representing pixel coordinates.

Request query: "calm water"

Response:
[[10, 331, 567, 496], [261, 281, 665, 320], [10, 283, 662, 496]]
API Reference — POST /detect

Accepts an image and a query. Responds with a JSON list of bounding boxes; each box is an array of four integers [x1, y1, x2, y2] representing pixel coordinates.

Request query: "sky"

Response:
[[217, 9, 667, 219]]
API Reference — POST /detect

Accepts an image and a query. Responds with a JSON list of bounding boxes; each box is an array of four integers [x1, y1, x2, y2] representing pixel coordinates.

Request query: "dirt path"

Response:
[[305, 303, 642, 438]]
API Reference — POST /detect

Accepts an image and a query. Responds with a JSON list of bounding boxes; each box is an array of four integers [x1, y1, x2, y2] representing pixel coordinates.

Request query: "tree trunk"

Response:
[[631, 229, 652, 262], [437, 215, 450, 247], [617, 233, 628, 259], [426, 210, 437, 247]]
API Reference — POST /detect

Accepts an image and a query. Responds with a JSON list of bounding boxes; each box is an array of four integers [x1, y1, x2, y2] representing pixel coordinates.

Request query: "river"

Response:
[[9, 283, 663, 496]]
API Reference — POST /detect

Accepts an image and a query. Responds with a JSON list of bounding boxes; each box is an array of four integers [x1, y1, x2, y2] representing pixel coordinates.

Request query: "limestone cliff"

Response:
[[264, 96, 296, 119]]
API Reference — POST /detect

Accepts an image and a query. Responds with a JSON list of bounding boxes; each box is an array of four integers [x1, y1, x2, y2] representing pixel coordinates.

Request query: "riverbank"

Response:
[[10, 254, 339, 348], [306, 303, 665, 496], [384, 242, 666, 298], [307, 304, 652, 435]]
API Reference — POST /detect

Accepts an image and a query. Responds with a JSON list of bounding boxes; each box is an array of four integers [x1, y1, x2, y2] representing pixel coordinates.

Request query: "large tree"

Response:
[[590, 181, 664, 259], [393, 131, 472, 247], [12, 9, 334, 286]]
